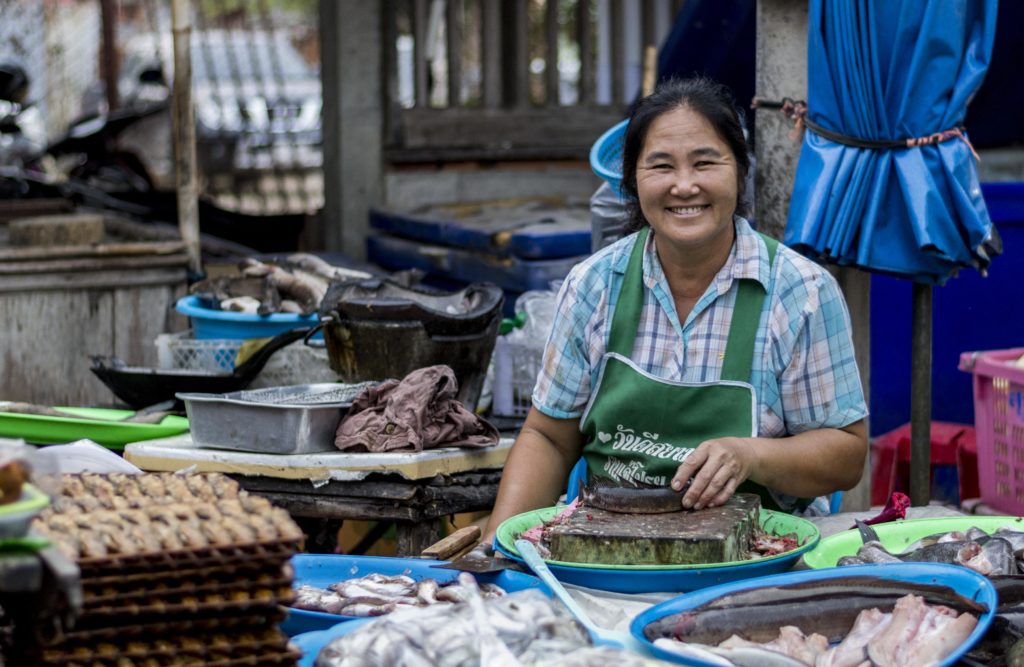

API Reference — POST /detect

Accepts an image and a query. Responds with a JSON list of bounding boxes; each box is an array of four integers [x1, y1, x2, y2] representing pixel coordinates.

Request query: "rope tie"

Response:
[[751, 97, 980, 161]]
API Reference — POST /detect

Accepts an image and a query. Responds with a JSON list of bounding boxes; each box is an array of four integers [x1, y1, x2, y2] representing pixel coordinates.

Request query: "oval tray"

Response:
[[494, 506, 819, 593], [0, 408, 189, 449], [629, 563, 997, 667], [281, 553, 548, 637], [802, 515, 1024, 569]]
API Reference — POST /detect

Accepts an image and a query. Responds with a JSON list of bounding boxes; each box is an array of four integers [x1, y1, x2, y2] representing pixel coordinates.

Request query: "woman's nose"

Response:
[[669, 170, 699, 196]]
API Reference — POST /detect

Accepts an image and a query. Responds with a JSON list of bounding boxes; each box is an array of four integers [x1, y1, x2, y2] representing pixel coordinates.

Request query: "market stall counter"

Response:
[[124, 434, 513, 555]]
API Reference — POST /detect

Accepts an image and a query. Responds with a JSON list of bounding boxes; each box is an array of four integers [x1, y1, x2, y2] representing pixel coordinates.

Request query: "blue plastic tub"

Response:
[[870, 181, 1024, 436], [175, 295, 319, 340], [630, 563, 997, 667], [589, 119, 628, 195], [281, 554, 548, 637]]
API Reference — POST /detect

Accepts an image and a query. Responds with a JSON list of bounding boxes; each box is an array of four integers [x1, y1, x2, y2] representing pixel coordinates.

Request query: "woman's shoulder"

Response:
[[566, 230, 642, 289], [771, 241, 842, 299]]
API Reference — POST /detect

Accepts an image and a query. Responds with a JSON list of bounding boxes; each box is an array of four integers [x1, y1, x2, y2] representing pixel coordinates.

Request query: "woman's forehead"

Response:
[[642, 106, 730, 154]]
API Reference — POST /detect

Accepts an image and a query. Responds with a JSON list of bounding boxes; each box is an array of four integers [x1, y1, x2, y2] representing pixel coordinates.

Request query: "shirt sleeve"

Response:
[[776, 267, 869, 434], [531, 258, 610, 420]]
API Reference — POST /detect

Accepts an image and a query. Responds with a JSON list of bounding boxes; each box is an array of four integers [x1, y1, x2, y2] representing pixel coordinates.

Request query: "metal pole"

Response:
[[910, 282, 933, 506], [99, 0, 119, 111], [170, 0, 202, 274]]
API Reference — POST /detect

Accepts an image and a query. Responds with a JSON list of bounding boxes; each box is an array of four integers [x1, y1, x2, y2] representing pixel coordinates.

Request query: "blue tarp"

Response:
[[785, 0, 1000, 285]]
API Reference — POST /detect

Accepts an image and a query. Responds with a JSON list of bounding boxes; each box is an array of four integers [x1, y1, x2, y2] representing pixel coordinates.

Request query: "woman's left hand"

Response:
[[670, 437, 760, 510]]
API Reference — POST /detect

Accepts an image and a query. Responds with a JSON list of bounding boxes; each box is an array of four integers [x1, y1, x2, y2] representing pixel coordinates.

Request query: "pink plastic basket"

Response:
[[959, 348, 1024, 515]]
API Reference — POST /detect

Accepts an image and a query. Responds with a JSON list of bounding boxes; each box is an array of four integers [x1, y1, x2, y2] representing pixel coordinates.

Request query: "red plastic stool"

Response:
[[957, 428, 980, 502], [870, 422, 975, 506]]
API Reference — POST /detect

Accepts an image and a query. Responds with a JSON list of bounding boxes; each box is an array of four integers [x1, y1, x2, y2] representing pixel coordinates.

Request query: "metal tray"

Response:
[[178, 383, 375, 454]]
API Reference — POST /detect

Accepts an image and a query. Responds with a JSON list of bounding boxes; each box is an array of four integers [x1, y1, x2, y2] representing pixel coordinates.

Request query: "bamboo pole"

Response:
[[642, 45, 657, 96], [170, 0, 202, 274]]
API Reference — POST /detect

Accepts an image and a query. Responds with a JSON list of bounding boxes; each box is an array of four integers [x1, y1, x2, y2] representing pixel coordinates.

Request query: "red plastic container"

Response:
[[870, 422, 973, 506], [958, 348, 1024, 515]]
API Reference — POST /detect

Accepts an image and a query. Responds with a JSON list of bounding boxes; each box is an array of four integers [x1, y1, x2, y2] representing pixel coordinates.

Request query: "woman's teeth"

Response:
[[668, 206, 707, 215]]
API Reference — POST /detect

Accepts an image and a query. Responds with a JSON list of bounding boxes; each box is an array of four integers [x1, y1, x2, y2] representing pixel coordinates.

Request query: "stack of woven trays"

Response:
[[28, 472, 304, 666]]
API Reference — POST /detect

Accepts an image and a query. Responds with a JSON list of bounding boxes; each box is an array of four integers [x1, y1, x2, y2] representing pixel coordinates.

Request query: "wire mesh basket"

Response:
[[589, 119, 628, 195], [155, 332, 243, 372]]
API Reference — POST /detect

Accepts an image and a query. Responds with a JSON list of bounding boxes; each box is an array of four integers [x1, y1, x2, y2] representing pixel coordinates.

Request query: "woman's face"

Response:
[[635, 105, 739, 255]]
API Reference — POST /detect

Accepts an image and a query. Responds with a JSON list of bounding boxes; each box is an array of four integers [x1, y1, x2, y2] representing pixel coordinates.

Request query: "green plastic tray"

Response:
[[0, 408, 189, 449], [802, 515, 1024, 569], [495, 506, 819, 571]]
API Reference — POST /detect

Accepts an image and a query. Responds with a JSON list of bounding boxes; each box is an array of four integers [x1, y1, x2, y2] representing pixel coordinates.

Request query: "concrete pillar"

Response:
[[756, 0, 872, 511], [319, 0, 383, 258]]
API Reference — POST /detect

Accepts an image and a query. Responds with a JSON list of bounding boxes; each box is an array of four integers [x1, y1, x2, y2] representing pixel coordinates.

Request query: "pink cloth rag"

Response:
[[334, 365, 499, 453]]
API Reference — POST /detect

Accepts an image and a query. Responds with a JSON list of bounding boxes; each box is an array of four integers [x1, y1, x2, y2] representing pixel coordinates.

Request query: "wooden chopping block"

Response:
[[547, 492, 761, 566], [8, 213, 105, 247]]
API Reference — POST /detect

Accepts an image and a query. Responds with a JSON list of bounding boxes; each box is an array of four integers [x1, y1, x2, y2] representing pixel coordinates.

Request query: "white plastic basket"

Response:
[[155, 331, 244, 372], [491, 337, 544, 418]]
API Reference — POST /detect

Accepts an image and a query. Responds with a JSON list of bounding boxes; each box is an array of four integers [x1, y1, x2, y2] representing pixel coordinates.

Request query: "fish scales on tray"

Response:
[[313, 578, 594, 667]]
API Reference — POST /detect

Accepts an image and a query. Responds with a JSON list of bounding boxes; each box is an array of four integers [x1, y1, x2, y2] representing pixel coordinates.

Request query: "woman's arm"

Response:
[[482, 407, 584, 544], [670, 418, 868, 510]]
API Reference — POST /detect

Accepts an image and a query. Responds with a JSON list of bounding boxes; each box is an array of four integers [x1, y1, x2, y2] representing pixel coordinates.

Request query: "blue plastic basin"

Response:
[[175, 295, 320, 340], [630, 563, 997, 667], [281, 553, 548, 637]]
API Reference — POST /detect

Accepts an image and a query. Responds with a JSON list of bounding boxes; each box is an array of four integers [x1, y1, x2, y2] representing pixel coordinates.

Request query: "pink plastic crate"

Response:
[[959, 348, 1024, 515]]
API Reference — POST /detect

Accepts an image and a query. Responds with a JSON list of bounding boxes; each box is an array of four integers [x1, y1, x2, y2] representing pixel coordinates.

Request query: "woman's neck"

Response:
[[652, 223, 736, 302]]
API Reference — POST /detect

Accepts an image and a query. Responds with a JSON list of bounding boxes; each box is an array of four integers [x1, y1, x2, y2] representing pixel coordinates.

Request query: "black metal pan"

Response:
[[90, 327, 314, 409]]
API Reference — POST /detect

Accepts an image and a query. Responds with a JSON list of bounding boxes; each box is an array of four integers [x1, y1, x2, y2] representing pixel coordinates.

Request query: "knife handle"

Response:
[[420, 525, 481, 560]]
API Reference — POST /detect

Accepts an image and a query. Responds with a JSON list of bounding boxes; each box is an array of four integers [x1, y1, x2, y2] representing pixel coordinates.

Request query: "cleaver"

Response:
[[579, 478, 691, 513]]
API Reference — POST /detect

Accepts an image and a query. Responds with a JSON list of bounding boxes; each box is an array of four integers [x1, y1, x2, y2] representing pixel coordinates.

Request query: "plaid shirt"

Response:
[[534, 216, 868, 439]]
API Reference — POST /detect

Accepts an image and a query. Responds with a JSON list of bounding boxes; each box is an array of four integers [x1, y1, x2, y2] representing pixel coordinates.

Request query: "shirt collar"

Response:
[[611, 217, 773, 293]]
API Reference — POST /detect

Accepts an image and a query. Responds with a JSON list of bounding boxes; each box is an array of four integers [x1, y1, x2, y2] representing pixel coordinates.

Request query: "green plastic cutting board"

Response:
[[0, 408, 189, 449], [802, 515, 1024, 569], [495, 506, 819, 571]]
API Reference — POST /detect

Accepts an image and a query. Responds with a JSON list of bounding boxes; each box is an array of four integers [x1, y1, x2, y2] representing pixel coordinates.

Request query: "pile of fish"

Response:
[[292, 573, 507, 618], [644, 576, 987, 667], [839, 523, 1024, 576], [190, 253, 370, 315], [653, 594, 976, 667], [314, 574, 596, 666]]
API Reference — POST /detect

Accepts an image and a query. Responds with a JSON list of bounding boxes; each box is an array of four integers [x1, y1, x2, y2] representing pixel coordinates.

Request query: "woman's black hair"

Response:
[[619, 76, 751, 233]]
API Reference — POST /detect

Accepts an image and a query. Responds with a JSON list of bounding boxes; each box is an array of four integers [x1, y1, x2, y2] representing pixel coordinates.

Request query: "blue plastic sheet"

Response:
[[785, 1, 999, 285]]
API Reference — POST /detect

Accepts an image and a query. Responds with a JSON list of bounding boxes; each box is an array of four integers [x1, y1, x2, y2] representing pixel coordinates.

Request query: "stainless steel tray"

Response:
[[177, 383, 376, 454]]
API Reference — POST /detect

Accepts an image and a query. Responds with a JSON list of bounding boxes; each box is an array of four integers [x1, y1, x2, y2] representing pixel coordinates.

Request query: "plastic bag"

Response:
[[589, 182, 629, 253]]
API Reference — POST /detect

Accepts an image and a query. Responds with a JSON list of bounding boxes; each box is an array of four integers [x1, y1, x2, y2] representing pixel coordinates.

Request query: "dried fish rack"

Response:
[[25, 472, 303, 667]]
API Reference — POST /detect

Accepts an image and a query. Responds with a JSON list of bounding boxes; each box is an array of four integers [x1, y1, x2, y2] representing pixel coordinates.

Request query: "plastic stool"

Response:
[[566, 458, 588, 502]]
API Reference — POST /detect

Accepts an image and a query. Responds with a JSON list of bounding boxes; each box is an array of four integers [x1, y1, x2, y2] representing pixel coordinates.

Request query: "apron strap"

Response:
[[721, 233, 778, 382], [606, 228, 649, 357]]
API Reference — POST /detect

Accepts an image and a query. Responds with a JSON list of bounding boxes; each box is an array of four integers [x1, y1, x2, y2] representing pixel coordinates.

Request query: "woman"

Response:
[[484, 77, 867, 544]]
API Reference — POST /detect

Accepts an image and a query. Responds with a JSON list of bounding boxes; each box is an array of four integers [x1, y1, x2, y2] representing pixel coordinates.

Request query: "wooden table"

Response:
[[125, 435, 512, 556]]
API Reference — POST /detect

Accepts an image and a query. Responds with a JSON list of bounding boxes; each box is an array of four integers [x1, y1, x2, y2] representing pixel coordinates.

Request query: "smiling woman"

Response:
[[482, 77, 869, 549]]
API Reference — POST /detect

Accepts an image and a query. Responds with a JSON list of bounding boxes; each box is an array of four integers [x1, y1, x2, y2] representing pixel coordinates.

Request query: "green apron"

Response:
[[579, 227, 787, 511]]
